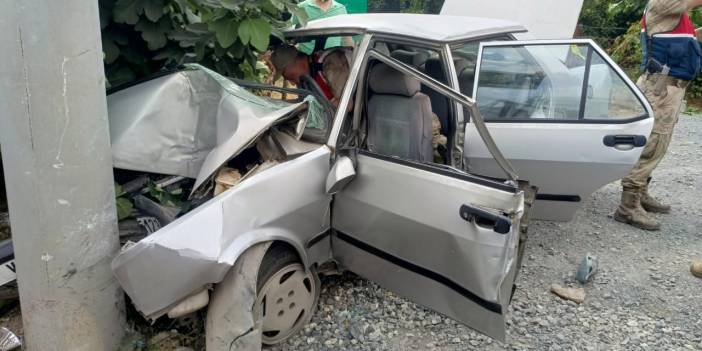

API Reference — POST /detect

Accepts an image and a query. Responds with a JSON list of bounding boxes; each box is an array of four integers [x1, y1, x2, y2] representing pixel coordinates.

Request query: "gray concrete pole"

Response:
[[0, 1, 126, 350]]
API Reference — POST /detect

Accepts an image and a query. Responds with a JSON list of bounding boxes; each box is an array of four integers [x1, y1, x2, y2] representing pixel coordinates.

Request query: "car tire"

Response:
[[254, 243, 320, 345], [205, 242, 319, 350]]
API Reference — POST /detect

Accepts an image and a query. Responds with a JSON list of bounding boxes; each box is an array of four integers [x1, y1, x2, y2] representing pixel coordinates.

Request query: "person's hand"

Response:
[[696, 27, 702, 42]]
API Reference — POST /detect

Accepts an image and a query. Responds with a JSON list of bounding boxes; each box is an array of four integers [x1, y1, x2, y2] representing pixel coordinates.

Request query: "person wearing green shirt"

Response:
[[293, 0, 353, 55]]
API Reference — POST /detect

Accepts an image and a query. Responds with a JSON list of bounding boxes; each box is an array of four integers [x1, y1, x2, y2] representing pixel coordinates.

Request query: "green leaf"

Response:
[[185, 23, 210, 34], [98, 0, 113, 29], [210, 18, 239, 48], [102, 37, 121, 64], [135, 18, 171, 50], [239, 18, 270, 51], [220, 0, 243, 11], [120, 44, 148, 65], [113, 0, 143, 25], [106, 66, 136, 87], [194, 41, 206, 61], [143, 0, 165, 22], [116, 197, 133, 220], [285, 3, 308, 26], [114, 183, 126, 197]]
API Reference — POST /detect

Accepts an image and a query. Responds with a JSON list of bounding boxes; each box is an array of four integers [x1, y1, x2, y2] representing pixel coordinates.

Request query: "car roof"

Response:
[[285, 14, 527, 43]]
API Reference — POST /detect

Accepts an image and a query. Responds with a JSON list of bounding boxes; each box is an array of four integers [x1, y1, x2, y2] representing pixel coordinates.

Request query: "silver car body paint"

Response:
[[332, 153, 524, 341], [465, 39, 654, 221], [285, 14, 526, 43], [111, 146, 332, 318], [107, 66, 296, 180], [110, 18, 535, 340]]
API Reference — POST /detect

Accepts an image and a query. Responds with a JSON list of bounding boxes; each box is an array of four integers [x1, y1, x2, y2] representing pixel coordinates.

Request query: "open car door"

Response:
[[330, 48, 526, 341], [464, 40, 653, 221]]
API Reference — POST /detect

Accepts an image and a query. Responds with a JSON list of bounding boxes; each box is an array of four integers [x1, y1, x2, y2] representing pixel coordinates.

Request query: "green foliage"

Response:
[[100, 0, 300, 87], [114, 183, 134, 220], [608, 22, 642, 78], [580, 0, 645, 38], [147, 181, 189, 211]]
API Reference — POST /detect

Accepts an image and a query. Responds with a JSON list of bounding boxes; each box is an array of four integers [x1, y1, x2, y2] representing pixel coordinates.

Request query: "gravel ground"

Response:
[[268, 115, 702, 351]]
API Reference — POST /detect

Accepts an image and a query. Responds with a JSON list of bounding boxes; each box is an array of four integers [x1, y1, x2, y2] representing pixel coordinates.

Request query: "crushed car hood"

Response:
[[107, 64, 305, 190]]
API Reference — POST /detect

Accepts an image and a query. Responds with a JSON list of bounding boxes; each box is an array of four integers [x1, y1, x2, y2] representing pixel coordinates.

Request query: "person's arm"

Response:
[[689, 0, 702, 9]]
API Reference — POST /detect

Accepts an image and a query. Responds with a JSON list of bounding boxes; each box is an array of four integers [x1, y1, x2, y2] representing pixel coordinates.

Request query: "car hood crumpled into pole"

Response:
[[107, 64, 306, 192]]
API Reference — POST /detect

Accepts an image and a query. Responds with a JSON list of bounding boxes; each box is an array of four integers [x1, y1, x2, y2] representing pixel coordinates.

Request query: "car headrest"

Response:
[[391, 50, 430, 67], [424, 57, 472, 82], [369, 64, 421, 97]]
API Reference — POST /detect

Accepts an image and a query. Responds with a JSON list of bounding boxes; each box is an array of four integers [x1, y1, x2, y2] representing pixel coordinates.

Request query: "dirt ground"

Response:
[[0, 116, 700, 350]]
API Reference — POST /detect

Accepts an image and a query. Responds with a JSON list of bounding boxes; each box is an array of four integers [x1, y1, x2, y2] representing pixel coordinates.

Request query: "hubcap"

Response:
[[254, 263, 316, 345]]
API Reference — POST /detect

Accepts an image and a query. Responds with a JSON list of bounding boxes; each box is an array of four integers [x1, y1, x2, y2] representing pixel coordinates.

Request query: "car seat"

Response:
[[367, 64, 433, 163]]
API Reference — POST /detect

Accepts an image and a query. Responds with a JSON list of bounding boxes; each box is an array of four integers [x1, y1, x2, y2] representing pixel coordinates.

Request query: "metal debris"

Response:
[[133, 195, 180, 225], [576, 253, 598, 284], [0, 327, 20, 351]]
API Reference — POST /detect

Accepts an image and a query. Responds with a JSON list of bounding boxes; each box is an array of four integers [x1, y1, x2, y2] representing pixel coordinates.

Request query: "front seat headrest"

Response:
[[369, 64, 421, 97]]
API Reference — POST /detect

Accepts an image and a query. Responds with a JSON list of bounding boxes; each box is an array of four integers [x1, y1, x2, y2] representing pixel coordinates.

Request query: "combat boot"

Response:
[[614, 190, 661, 231], [641, 177, 671, 214]]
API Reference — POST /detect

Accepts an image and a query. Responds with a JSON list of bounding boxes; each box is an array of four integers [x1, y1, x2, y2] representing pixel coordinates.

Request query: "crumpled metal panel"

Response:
[[111, 147, 332, 318], [107, 65, 298, 180], [206, 242, 271, 351]]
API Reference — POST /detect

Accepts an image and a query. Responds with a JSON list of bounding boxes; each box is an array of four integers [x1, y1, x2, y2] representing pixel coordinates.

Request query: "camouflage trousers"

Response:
[[621, 73, 688, 192]]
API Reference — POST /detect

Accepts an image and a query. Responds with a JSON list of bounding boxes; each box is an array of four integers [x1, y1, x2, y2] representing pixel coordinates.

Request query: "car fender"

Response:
[[112, 146, 332, 319]]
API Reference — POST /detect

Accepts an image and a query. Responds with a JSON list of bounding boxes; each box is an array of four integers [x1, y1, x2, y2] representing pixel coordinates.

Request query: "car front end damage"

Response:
[[107, 65, 333, 319]]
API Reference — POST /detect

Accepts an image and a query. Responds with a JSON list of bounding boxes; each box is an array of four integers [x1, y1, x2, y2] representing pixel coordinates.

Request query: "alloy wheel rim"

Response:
[[254, 263, 316, 345]]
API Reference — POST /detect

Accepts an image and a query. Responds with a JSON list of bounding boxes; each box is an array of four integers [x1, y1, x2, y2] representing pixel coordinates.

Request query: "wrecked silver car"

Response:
[[109, 13, 653, 347]]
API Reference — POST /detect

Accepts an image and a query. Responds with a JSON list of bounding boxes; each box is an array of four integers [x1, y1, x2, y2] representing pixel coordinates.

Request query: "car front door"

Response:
[[462, 40, 653, 221], [329, 47, 526, 341]]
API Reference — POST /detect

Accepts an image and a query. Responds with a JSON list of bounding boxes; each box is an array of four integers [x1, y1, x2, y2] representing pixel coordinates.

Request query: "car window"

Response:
[[472, 43, 647, 121], [585, 52, 647, 119], [451, 37, 510, 97]]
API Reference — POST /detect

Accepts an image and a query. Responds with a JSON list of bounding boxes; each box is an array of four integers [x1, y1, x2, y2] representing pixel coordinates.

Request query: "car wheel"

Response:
[[254, 244, 320, 345]]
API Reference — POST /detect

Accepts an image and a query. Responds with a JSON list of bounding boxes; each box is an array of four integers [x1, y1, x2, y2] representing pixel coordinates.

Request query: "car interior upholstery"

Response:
[[366, 63, 434, 163]]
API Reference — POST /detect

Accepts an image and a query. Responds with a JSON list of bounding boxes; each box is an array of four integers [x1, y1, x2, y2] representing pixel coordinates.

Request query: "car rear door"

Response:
[[330, 48, 526, 341], [463, 40, 653, 221]]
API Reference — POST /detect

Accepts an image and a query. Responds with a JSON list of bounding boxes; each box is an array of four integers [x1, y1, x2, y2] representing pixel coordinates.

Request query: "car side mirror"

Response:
[[326, 156, 356, 194]]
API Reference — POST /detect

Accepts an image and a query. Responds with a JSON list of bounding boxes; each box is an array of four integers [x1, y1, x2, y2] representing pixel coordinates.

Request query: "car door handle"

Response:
[[603, 135, 647, 150], [459, 204, 512, 234]]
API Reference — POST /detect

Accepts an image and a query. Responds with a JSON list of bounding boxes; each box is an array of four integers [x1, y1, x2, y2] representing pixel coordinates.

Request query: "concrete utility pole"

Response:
[[0, 1, 125, 349]]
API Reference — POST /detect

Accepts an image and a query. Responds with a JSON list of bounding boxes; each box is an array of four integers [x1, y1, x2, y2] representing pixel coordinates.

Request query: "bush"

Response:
[[99, 0, 305, 87]]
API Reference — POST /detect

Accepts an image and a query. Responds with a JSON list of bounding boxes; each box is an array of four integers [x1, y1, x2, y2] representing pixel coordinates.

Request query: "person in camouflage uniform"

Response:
[[615, 0, 702, 231]]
